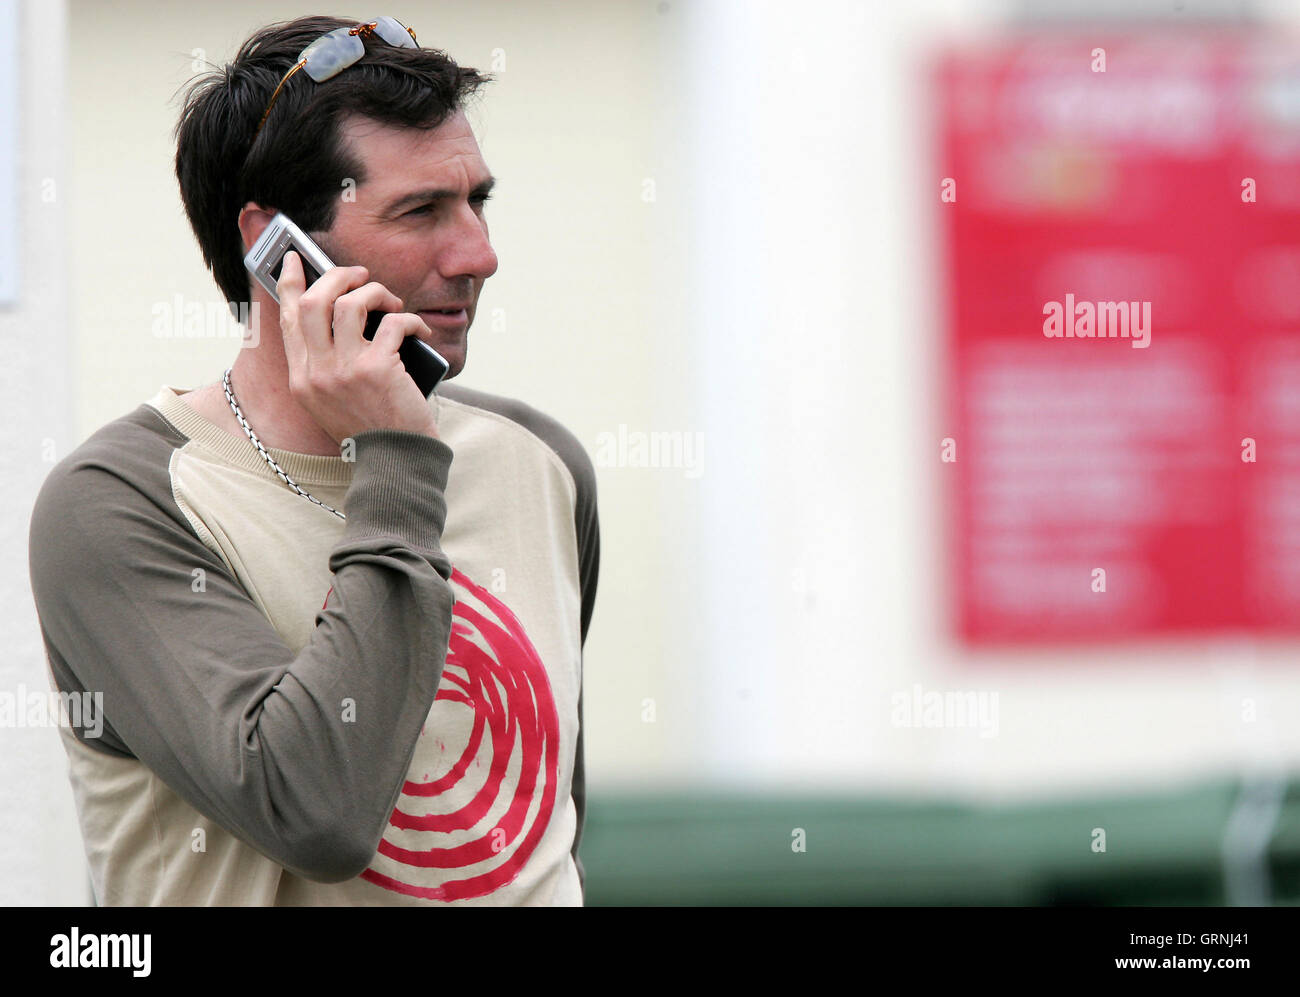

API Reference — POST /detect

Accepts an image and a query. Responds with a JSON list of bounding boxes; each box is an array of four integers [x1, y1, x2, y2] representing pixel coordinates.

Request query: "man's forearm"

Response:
[[30, 425, 457, 882]]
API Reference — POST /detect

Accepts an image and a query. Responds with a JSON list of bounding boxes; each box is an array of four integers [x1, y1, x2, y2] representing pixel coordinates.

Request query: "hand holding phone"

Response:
[[243, 213, 449, 397], [243, 219, 445, 445]]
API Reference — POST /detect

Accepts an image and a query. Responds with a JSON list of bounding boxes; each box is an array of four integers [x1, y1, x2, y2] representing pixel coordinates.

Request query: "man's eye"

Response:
[[405, 193, 492, 217]]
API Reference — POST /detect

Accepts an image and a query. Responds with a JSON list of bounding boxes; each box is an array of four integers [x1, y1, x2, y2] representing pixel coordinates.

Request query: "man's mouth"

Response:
[[418, 308, 469, 328]]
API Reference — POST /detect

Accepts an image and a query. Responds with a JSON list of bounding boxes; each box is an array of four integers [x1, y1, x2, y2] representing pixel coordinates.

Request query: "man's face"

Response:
[[311, 109, 498, 380]]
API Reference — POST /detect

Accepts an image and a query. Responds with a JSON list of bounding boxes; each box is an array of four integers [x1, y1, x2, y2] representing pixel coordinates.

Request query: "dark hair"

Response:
[[173, 15, 492, 314]]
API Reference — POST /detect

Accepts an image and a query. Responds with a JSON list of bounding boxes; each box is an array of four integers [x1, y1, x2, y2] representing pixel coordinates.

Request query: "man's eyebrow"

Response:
[[383, 176, 497, 215]]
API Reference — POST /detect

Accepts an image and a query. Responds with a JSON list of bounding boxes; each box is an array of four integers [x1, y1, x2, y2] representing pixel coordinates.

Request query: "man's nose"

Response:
[[443, 204, 499, 281]]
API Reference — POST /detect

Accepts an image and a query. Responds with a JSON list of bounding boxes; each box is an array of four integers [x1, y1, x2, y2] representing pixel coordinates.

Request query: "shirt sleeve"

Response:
[[569, 439, 600, 898], [28, 421, 456, 884]]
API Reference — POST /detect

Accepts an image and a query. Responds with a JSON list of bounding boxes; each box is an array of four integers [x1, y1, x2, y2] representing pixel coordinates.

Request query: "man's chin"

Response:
[[432, 341, 466, 381], [409, 324, 465, 379]]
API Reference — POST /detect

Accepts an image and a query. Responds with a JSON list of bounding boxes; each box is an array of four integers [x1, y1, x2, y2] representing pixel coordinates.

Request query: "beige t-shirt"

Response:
[[28, 380, 598, 906]]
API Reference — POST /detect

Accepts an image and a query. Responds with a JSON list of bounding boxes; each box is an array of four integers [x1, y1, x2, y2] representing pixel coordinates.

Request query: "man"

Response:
[[27, 15, 598, 906]]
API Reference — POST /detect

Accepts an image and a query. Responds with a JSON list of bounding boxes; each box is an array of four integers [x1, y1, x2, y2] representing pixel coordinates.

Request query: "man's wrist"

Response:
[[342, 430, 454, 549]]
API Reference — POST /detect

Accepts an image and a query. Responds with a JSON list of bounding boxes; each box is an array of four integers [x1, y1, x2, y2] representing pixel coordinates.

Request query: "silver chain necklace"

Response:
[[222, 367, 346, 520]]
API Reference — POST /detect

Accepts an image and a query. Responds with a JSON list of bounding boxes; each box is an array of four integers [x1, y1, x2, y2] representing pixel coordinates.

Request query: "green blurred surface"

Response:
[[580, 778, 1300, 905]]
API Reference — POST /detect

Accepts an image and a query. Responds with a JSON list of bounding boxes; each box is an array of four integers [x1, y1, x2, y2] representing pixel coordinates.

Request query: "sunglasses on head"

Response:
[[253, 16, 418, 139]]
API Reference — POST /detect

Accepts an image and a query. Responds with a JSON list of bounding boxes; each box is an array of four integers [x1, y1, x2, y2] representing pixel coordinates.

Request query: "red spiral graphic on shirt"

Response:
[[359, 566, 560, 901]]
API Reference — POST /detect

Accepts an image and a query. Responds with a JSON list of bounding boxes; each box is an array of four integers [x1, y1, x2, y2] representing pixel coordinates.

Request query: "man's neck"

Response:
[[233, 355, 344, 455], [186, 350, 343, 458]]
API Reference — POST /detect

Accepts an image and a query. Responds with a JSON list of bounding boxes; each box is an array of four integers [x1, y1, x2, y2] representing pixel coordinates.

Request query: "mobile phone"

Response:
[[242, 212, 449, 397]]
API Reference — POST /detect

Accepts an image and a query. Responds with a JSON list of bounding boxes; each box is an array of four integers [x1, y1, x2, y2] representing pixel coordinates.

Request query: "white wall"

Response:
[[1, 0, 89, 904]]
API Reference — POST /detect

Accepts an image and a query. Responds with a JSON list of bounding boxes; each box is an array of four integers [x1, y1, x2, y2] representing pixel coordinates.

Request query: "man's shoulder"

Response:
[[31, 401, 188, 536], [437, 381, 596, 497], [48, 401, 186, 480]]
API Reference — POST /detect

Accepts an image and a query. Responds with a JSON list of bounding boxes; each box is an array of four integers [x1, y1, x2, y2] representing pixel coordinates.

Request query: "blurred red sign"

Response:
[[937, 32, 1300, 643]]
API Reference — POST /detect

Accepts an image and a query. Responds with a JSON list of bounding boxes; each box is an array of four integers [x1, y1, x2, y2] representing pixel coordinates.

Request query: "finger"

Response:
[[277, 248, 307, 302], [369, 311, 421, 359], [276, 251, 307, 374], [331, 282, 406, 362], [297, 263, 371, 358]]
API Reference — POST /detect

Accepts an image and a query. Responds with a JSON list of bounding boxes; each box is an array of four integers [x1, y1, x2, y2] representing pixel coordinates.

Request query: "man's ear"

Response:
[[238, 203, 277, 254]]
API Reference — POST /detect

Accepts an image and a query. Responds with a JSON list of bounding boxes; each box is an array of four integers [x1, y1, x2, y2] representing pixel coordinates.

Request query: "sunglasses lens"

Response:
[[301, 29, 366, 82], [372, 16, 417, 48]]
